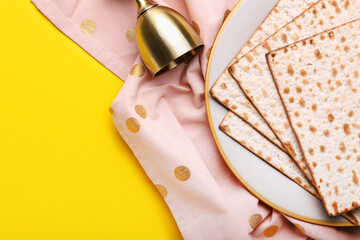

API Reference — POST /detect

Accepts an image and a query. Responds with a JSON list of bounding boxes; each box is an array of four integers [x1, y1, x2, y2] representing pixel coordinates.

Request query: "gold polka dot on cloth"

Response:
[[135, 105, 147, 119], [126, 118, 140, 133], [191, 21, 201, 35], [80, 19, 97, 35], [249, 214, 263, 229], [126, 27, 136, 43], [263, 225, 278, 238], [223, 9, 231, 23], [174, 166, 191, 181], [295, 223, 305, 234], [155, 184, 168, 198], [130, 64, 145, 77]]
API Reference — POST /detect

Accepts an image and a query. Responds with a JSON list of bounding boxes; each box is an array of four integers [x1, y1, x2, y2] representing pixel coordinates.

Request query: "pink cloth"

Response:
[[32, 0, 360, 239]]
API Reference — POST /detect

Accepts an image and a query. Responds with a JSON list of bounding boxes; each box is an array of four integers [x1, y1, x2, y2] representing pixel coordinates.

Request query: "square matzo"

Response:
[[267, 19, 360, 216]]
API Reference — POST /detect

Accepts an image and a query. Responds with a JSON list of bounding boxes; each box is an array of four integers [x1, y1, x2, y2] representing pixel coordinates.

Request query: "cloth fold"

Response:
[[32, 0, 360, 239]]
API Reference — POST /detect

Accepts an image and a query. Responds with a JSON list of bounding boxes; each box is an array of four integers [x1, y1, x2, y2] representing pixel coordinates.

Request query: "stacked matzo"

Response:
[[267, 19, 360, 216], [229, 0, 360, 182], [211, 0, 315, 153], [210, 0, 360, 225], [220, 112, 317, 195]]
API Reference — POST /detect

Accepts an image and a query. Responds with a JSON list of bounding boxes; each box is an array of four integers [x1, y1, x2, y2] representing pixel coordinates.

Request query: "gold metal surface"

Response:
[[204, 0, 353, 227], [133, 0, 156, 18], [133, 0, 204, 76]]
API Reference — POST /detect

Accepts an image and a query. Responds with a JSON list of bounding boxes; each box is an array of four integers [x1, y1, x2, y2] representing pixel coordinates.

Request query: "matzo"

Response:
[[267, 19, 360, 216], [222, 113, 360, 225], [211, 0, 315, 153], [233, 0, 317, 58], [212, 71, 285, 151], [229, 0, 360, 182], [220, 112, 317, 195]]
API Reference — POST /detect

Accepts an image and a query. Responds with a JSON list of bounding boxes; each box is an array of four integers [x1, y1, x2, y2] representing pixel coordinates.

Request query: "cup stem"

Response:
[[133, 0, 156, 17]]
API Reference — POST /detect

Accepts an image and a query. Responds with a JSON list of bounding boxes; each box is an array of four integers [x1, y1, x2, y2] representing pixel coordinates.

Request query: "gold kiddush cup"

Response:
[[133, 0, 204, 76]]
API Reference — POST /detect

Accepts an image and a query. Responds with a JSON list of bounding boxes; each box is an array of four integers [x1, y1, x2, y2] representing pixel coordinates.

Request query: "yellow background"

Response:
[[0, 1, 181, 239]]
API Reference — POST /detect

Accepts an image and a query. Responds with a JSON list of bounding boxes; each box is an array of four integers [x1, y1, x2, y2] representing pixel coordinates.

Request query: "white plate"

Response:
[[205, 0, 352, 226]]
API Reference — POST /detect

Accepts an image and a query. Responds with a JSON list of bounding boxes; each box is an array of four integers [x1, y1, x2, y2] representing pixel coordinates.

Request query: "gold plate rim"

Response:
[[204, 0, 353, 227]]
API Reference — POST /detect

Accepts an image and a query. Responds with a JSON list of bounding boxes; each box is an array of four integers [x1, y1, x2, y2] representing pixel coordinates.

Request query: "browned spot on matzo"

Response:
[[343, 123, 351, 135], [327, 162, 331, 171], [283, 142, 296, 158], [314, 49, 322, 59], [261, 88, 268, 97], [281, 33, 288, 43], [287, 64, 294, 75], [253, 64, 263, 75], [220, 83, 227, 89], [339, 142, 346, 153], [332, 68, 338, 77], [290, 44, 298, 50], [245, 54, 254, 62], [320, 145, 326, 152], [332, 202, 339, 215], [219, 124, 230, 132], [299, 97, 306, 107], [308, 148, 314, 155], [345, 0, 350, 8], [328, 113, 335, 123], [300, 69, 307, 76], [242, 65, 250, 72], [262, 41, 271, 51], [242, 112, 249, 121], [309, 125, 317, 133], [316, 82, 323, 90], [311, 103, 317, 111], [353, 170, 359, 185], [313, 8, 318, 17], [330, 0, 341, 13]]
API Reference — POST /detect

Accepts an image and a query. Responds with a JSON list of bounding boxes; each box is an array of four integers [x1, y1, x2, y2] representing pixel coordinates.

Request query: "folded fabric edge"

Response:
[[31, 0, 128, 81]]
